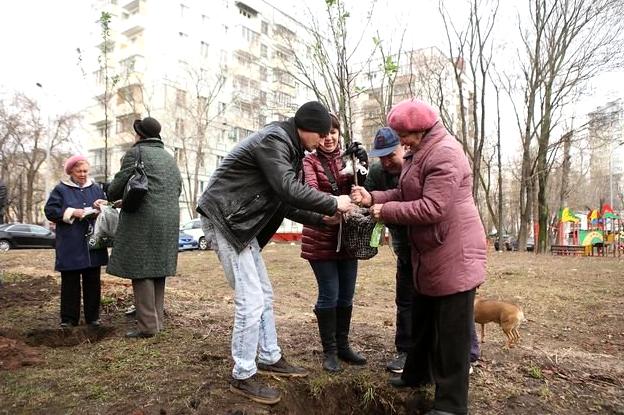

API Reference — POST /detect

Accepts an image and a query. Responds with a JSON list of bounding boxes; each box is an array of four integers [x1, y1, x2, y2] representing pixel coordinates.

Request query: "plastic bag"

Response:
[[87, 205, 119, 250]]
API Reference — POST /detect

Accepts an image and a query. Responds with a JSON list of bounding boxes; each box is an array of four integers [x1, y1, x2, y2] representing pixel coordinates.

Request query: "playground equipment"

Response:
[[551, 205, 622, 257]]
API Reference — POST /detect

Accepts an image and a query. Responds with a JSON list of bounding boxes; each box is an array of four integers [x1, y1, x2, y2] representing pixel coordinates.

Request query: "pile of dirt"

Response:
[[0, 336, 43, 370]]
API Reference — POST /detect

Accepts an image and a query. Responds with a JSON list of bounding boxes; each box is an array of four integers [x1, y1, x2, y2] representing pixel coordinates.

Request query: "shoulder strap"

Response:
[[133, 145, 144, 168], [318, 156, 339, 196]]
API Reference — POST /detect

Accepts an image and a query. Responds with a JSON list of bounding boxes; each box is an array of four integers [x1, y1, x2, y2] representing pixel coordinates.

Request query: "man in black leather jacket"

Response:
[[197, 101, 353, 405]]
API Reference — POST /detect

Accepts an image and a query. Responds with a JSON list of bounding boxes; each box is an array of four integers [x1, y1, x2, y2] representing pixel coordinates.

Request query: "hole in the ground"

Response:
[[273, 377, 434, 415], [24, 326, 116, 348]]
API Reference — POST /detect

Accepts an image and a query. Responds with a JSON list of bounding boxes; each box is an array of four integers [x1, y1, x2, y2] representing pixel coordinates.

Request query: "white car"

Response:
[[180, 218, 209, 250]]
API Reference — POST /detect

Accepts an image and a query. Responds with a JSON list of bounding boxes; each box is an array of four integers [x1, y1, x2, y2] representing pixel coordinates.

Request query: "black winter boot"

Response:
[[336, 305, 367, 365], [314, 308, 341, 372]]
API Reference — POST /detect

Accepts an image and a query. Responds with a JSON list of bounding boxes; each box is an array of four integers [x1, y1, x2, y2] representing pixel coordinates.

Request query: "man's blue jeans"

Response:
[[309, 259, 358, 309], [201, 217, 281, 380]]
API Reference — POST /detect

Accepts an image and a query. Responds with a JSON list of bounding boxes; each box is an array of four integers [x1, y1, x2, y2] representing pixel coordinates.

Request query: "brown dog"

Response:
[[474, 297, 525, 347]]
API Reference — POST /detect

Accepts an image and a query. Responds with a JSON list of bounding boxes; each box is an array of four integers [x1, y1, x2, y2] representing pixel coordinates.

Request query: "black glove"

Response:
[[343, 141, 368, 169]]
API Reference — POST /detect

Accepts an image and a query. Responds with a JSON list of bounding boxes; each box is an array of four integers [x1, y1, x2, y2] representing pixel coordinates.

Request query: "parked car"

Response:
[[494, 234, 535, 252], [493, 234, 515, 251], [513, 236, 535, 252], [178, 231, 198, 251], [0, 223, 56, 251], [180, 218, 209, 250]]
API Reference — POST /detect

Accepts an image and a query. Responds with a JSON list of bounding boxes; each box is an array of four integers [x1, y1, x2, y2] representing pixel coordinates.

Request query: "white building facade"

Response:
[[84, 0, 317, 223]]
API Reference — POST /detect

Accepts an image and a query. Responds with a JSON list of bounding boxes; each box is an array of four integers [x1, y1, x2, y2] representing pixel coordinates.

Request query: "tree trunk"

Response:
[[496, 88, 503, 251], [559, 129, 572, 211]]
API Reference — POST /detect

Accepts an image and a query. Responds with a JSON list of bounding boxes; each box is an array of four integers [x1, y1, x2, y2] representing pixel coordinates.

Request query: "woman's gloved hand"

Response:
[[343, 141, 368, 169]]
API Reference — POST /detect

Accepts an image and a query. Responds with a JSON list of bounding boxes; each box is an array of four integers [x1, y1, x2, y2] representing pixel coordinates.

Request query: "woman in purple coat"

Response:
[[44, 155, 108, 328], [352, 99, 486, 415]]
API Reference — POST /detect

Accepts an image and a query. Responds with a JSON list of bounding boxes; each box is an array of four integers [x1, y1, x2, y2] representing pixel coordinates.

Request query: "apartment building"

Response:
[[84, 0, 316, 222], [587, 99, 624, 208], [353, 46, 471, 149]]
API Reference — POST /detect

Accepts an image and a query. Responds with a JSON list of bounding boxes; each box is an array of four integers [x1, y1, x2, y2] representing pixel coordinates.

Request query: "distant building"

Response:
[[587, 99, 624, 208], [353, 47, 473, 150]]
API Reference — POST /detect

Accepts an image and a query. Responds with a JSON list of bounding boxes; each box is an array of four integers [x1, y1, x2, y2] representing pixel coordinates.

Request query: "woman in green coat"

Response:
[[107, 117, 182, 338]]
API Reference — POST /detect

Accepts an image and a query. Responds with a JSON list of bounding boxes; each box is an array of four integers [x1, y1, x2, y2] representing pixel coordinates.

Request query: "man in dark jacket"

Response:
[[364, 127, 413, 373], [197, 101, 353, 405], [0, 179, 7, 224]]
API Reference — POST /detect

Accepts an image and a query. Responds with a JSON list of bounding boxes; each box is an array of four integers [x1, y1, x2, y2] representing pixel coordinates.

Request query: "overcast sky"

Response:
[[1, 0, 622, 124]]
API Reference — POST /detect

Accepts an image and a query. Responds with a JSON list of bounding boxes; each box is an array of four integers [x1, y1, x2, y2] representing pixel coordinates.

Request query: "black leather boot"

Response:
[[314, 308, 341, 372], [336, 305, 367, 365]]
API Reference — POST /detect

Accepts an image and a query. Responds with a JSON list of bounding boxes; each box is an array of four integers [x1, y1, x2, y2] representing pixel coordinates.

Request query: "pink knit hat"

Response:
[[387, 99, 439, 132], [64, 155, 88, 175]]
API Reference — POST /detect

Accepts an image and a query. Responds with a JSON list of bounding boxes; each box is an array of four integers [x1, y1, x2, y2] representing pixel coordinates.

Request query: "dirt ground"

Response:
[[0, 245, 623, 415]]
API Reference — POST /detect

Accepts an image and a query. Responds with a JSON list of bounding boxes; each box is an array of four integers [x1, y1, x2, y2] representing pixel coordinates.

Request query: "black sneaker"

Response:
[[229, 375, 281, 405], [386, 352, 407, 373], [257, 356, 309, 377]]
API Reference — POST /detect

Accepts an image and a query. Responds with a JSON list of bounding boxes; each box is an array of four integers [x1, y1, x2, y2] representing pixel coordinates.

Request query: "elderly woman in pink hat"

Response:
[[44, 155, 108, 328], [351, 99, 486, 415]]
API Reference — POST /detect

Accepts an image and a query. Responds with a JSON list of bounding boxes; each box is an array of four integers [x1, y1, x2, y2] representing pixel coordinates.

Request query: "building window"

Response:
[[260, 44, 268, 58], [259, 66, 268, 82], [239, 9, 251, 18], [261, 21, 268, 35], [241, 26, 259, 43], [116, 113, 140, 134], [176, 88, 186, 107], [117, 84, 141, 105], [216, 155, 224, 167], [200, 41, 209, 58], [174, 147, 186, 164], [175, 118, 185, 136], [119, 56, 136, 74], [259, 90, 267, 104], [218, 102, 226, 113], [258, 114, 266, 127], [274, 91, 293, 107]]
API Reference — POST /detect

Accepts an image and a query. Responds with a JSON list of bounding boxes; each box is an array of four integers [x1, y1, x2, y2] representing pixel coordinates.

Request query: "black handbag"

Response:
[[122, 146, 148, 213], [340, 208, 380, 260]]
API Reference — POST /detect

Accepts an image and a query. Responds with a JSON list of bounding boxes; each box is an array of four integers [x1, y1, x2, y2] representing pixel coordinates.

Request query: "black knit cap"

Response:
[[133, 117, 162, 139], [294, 101, 332, 135]]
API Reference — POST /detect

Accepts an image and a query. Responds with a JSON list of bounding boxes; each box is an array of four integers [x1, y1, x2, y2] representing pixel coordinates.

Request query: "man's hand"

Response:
[[72, 209, 85, 219], [370, 204, 383, 221], [350, 186, 372, 207], [334, 195, 354, 213], [322, 212, 342, 225]]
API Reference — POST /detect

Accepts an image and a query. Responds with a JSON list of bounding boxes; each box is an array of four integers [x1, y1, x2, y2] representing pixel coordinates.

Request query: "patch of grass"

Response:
[[100, 296, 115, 306], [539, 384, 552, 400], [527, 365, 543, 379], [362, 384, 376, 407], [308, 373, 335, 398], [0, 272, 31, 284]]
